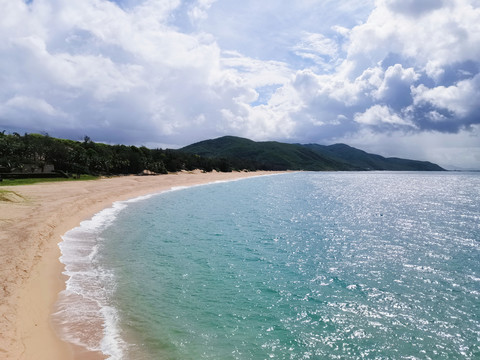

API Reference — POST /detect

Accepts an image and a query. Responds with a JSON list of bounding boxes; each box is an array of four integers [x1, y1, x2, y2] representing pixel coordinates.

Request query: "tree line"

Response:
[[0, 132, 249, 176]]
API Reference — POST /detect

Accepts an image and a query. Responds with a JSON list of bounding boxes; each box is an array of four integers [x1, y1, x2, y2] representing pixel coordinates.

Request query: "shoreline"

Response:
[[0, 170, 285, 359]]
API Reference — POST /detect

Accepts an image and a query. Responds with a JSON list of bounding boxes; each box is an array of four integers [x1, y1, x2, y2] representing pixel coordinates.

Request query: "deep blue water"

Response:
[[55, 172, 480, 359]]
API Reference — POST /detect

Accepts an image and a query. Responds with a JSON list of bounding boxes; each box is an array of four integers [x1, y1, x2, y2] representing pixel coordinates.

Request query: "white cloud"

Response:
[[332, 25, 350, 37], [412, 73, 480, 118], [346, 0, 480, 77], [426, 111, 448, 123], [188, 0, 217, 23], [192, 0, 373, 64], [220, 51, 291, 88], [0, 0, 479, 168], [354, 105, 414, 127], [374, 64, 418, 101], [0, 0, 238, 144], [0, 95, 72, 133], [2, 95, 65, 117], [425, 60, 445, 82], [294, 32, 338, 59]]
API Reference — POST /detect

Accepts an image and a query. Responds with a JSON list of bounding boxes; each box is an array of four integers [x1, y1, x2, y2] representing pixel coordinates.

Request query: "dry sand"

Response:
[[0, 170, 283, 359]]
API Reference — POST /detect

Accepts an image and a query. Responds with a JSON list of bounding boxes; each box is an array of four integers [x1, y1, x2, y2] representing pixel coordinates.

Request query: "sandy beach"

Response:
[[0, 170, 281, 359]]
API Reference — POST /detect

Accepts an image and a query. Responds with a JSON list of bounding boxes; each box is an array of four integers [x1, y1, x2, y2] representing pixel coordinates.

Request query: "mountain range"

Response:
[[181, 136, 445, 171]]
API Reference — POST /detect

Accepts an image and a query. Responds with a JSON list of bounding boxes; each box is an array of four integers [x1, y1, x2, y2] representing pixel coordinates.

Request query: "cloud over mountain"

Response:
[[0, 0, 479, 169]]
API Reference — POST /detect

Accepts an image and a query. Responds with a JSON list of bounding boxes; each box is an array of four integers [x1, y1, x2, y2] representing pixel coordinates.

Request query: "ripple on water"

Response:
[[58, 172, 480, 359]]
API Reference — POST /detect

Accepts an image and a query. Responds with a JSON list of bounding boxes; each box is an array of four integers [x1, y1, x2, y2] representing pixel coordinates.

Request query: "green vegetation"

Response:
[[0, 175, 98, 187], [0, 133, 445, 178], [303, 143, 445, 171], [182, 136, 445, 171], [181, 136, 351, 171], [0, 132, 239, 177]]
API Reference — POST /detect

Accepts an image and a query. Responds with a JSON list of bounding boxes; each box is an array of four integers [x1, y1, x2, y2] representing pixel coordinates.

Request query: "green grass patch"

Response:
[[0, 175, 99, 187]]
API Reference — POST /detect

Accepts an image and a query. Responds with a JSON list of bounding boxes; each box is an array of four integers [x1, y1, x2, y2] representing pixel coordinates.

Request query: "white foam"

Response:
[[467, 275, 480, 282], [100, 305, 126, 359], [54, 175, 272, 358], [54, 198, 137, 358]]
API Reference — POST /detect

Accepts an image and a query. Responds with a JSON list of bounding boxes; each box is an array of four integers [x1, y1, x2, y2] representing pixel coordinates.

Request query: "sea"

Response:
[[53, 171, 480, 359]]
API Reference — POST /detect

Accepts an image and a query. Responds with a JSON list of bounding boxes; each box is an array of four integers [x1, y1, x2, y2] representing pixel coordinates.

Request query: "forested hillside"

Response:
[[181, 136, 445, 171], [0, 133, 233, 177], [181, 136, 353, 171], [0, 133, 445, 178]]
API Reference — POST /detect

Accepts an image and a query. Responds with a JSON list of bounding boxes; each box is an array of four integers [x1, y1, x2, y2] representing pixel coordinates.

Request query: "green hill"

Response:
[[304, 143, 444, 171], [180, 136, 353, 171], [1, 132, 445, 177], [181, 136, 445, 171]]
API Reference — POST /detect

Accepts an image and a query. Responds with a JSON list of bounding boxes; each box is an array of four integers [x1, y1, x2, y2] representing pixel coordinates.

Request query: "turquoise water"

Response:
[[55, 172, 480, 359]]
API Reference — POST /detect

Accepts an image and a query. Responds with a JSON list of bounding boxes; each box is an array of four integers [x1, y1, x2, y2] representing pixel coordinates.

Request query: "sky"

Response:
[[1, 0, 479, 169]]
